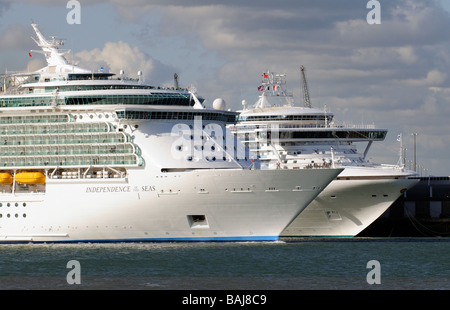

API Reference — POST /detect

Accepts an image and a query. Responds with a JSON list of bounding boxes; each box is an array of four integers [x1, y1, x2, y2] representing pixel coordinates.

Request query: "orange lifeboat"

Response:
[[0, 172, 13, 185], [15, 172, 46, 185]]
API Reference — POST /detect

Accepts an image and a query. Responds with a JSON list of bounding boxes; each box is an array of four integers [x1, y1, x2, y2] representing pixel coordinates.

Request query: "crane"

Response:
[[300, 65, 312, 108]]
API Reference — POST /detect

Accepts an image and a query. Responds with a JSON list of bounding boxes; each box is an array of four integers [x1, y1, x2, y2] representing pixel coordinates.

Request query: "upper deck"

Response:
[[234, 71, 387, 142], [0, 24, 206, 111]]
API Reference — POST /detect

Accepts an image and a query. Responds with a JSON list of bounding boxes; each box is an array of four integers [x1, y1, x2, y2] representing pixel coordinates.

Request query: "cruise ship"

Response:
[[0, 25, 342, 243], [230, 70, 419, 237]]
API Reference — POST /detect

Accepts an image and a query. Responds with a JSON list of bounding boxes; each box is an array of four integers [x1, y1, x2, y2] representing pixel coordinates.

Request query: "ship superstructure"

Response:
[[230, 70, 419, 237], [0, 25, 341, 243]]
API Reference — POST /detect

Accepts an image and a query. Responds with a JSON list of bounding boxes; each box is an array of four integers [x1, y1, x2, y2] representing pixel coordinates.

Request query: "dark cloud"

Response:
[[0, 0, 11, 18], [0, 24, 34, 51]]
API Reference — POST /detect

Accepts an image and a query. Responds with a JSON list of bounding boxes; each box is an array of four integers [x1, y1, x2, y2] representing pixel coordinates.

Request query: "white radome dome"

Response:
[[212, 98, 226, 110]]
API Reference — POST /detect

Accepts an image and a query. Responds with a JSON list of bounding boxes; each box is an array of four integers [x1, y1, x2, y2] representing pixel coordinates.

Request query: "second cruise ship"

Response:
[[230, 69, 418, 237]]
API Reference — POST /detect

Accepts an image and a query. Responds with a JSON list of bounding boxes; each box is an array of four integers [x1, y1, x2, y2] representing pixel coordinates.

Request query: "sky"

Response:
[[1, 0, 450, 176]]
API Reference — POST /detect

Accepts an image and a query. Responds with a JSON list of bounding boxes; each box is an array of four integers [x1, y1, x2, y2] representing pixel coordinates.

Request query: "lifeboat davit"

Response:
[[15, 172, 46, 185], [0, 173, 13, 185]]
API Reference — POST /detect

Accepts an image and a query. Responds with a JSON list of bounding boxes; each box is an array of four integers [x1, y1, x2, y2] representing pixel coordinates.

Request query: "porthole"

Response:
[[23, 214, 26, 218], [23, 203, 26, 207], [15, 213, 18, 218], [7, 203, 10, 207]]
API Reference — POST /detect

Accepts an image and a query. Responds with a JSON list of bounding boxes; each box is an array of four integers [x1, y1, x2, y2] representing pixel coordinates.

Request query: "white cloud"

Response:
[[396, 46, 418, 64], [400, 69, 447, 87], [75, 41, 154, 80]]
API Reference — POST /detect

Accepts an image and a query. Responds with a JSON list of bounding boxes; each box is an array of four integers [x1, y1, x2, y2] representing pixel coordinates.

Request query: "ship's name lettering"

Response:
[[86, 185, 156, 193], [141, 185, 156, 192], [86, 186, 131, 193]]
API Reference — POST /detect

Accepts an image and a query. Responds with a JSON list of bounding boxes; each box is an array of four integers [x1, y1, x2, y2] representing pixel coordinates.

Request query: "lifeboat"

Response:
[[0, 172, 13, 185], [15, 172, 46, 185]]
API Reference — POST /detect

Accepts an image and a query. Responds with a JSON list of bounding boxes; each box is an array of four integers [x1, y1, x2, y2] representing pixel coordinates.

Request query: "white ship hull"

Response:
[[0, 168, 341, 243], [281, 167, 419, 237]]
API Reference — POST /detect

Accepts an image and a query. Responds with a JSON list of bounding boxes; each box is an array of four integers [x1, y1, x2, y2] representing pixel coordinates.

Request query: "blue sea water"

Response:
[[0, 238, 449, 290]]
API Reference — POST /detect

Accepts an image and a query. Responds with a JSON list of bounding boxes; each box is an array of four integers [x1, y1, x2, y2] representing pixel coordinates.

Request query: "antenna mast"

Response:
[[300, 65, 312, 108], [174, 73, 179, 90]]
